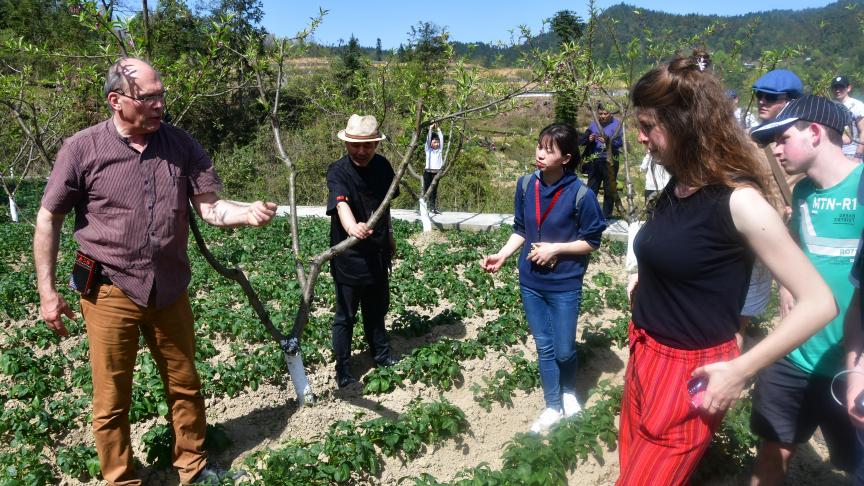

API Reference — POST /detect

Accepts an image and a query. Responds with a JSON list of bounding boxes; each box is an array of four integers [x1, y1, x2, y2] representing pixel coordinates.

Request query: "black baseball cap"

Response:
[[831, 75, 851, 88], [750, 95, 850, 145]]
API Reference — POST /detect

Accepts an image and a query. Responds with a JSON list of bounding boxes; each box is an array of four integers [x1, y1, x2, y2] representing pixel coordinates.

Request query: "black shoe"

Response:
[[190, 462, 245, 485], [376, 356, 400, 368], [337, 372, 359, 388]]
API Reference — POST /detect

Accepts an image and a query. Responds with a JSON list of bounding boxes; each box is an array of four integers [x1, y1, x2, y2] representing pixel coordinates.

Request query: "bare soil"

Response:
[[43, 237, 847, 486]]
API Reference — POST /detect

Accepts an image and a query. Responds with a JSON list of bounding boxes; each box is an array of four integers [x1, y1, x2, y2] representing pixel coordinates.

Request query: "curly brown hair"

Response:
[[631, 56, 770, 195]]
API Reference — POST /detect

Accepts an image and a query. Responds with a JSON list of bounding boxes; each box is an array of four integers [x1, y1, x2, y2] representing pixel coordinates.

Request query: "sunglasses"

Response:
[[753, 91, 786, 103]]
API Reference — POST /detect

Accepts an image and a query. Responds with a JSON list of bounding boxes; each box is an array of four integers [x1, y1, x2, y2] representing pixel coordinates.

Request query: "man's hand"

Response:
[[348, 222, 373, 240], [40, 290, 74, 337], [588, 133, 597, 142], [246, 201, 277, 227]]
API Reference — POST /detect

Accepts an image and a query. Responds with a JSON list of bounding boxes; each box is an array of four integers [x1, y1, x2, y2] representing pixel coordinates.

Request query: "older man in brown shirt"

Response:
[[33, 58, 276, 485]]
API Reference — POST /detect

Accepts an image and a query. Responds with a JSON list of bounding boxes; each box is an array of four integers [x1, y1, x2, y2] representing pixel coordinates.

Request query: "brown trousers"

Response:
[[80, 285, 207, 485]]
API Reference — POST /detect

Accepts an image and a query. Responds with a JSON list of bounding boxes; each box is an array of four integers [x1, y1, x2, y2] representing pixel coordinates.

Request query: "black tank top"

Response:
[[633, 183, 754, 349]]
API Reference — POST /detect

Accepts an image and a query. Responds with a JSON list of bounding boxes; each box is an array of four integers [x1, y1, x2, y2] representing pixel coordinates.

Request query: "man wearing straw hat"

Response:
[[327, 114, 400, 388]]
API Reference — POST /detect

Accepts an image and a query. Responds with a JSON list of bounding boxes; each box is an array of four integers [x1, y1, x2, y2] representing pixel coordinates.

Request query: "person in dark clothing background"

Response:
[[326, 114, 400, 389], [579, 104, 623, 218]]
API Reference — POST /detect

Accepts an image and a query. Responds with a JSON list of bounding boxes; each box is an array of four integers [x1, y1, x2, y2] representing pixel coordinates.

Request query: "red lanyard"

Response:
[[534, 178, 564, 239]]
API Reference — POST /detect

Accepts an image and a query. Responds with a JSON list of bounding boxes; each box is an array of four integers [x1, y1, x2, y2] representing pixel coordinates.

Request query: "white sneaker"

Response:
[[562, 393, 582, 418], [529, 407, 563, 433]]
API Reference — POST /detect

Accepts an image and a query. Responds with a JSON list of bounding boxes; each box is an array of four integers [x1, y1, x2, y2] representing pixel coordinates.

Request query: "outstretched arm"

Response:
[[191, 192, 277, 228], [693, 187, 837, 412], [481, 233, 525, 273]]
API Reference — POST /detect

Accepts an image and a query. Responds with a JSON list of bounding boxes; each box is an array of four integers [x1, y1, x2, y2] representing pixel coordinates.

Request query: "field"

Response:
[[0, 183, 850, 486]]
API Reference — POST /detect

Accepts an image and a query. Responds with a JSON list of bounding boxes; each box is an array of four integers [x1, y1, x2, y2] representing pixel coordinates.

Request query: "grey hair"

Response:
[[104, 58, 128, 98], [103, 57, 161, 112]]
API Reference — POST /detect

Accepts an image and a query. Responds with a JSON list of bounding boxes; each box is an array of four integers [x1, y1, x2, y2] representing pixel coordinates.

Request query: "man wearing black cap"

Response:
[[749, 95, 864, 485], [831, 75, 864, 161]]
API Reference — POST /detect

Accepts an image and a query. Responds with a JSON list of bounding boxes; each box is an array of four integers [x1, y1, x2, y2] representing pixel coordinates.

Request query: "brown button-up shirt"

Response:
[[42, 119, 222, 309]]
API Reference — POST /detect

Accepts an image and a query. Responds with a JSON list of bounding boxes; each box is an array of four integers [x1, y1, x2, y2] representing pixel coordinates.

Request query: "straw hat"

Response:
[[337, 114, 386, 142]]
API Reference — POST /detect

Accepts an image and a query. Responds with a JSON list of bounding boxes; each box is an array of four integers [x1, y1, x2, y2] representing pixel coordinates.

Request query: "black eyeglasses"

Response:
[[113, 89, 167, 104], [753, 91, 785, 103]]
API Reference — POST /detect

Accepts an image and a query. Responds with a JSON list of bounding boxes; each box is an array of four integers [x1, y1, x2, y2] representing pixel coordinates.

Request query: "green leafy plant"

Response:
[[604, 284, 630, 312], [56, 444, 101, 481], [591, 271, 613, 288], [471, 353, 540, 411], [581, 287, 603, 315], [141, 423, 173, 469], [0, 444, 55, 485]]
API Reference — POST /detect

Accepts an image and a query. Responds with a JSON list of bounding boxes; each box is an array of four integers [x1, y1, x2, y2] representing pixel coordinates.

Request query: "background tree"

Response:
[[550, 10, 584, 126], [332, 34, 369, 100]]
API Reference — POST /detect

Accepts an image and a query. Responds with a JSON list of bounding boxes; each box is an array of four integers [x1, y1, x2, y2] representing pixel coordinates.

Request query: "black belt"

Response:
[[97, 274, 113, 285]]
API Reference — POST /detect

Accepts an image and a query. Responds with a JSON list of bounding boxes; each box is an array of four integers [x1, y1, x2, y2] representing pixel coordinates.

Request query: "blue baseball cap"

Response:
[[725, 89, 738, 99], [752, 69, 804, 98]]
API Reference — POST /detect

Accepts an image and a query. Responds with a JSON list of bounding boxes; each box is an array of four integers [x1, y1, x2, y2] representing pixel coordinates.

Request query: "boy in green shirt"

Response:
[[749, 95, 864, 485]]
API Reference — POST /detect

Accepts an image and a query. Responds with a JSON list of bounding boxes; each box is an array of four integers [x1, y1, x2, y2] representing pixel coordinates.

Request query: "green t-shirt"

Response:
[[787, 164, 864, 376]]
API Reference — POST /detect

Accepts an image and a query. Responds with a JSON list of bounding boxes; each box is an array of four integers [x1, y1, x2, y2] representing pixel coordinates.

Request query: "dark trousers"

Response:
[[587, 158, 619, 218], [332, 278, 392, 374], [423, 170, 439, 211]]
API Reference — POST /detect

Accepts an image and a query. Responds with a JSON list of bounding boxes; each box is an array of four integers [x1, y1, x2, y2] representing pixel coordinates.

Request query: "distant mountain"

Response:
[[323, 0, 864, 86], [589, 1, 864, 63]]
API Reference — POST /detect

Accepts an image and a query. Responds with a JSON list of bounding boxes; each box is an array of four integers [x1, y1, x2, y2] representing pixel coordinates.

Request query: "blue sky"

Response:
[[260, 0, 836, 49]]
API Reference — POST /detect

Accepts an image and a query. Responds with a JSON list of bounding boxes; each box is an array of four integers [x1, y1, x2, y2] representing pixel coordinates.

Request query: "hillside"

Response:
[[590, 1, 864, 63], [319, 1, 864, 89]]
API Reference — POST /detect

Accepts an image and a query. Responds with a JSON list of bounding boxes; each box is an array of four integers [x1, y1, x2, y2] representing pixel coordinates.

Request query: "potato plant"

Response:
[[0, 182, 761, 484]]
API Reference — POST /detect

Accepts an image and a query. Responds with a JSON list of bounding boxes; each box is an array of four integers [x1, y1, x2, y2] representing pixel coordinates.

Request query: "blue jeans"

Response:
[[520, 285, 582, 410]]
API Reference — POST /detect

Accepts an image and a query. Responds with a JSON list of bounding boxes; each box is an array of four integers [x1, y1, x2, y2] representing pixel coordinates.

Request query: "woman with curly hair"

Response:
[[617, 56, 837, 485]]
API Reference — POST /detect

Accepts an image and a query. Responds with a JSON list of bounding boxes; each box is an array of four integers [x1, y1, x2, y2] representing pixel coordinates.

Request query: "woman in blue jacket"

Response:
[[481, 123, 607, 433]]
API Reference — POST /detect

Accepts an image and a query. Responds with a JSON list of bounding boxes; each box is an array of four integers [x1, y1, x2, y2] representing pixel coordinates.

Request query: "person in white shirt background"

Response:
[[424, 123, 444, 214], [727, 89, 757, 131], [639, 152, 671, 201], [831, 75, 864, 161]]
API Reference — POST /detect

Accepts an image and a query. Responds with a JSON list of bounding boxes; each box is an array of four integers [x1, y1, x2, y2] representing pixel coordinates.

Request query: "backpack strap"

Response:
[[572, 182, 588, 224], [519, 170, 540, 202], [521, 172, 589, 223]]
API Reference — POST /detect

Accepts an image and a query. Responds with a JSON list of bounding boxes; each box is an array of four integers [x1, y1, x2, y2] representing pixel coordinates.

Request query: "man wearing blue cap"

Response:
[[752, 69, 803, 121], [749, 95, 864, 485], [738, 70, 808, 349], [831, 75, 864, 161]]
